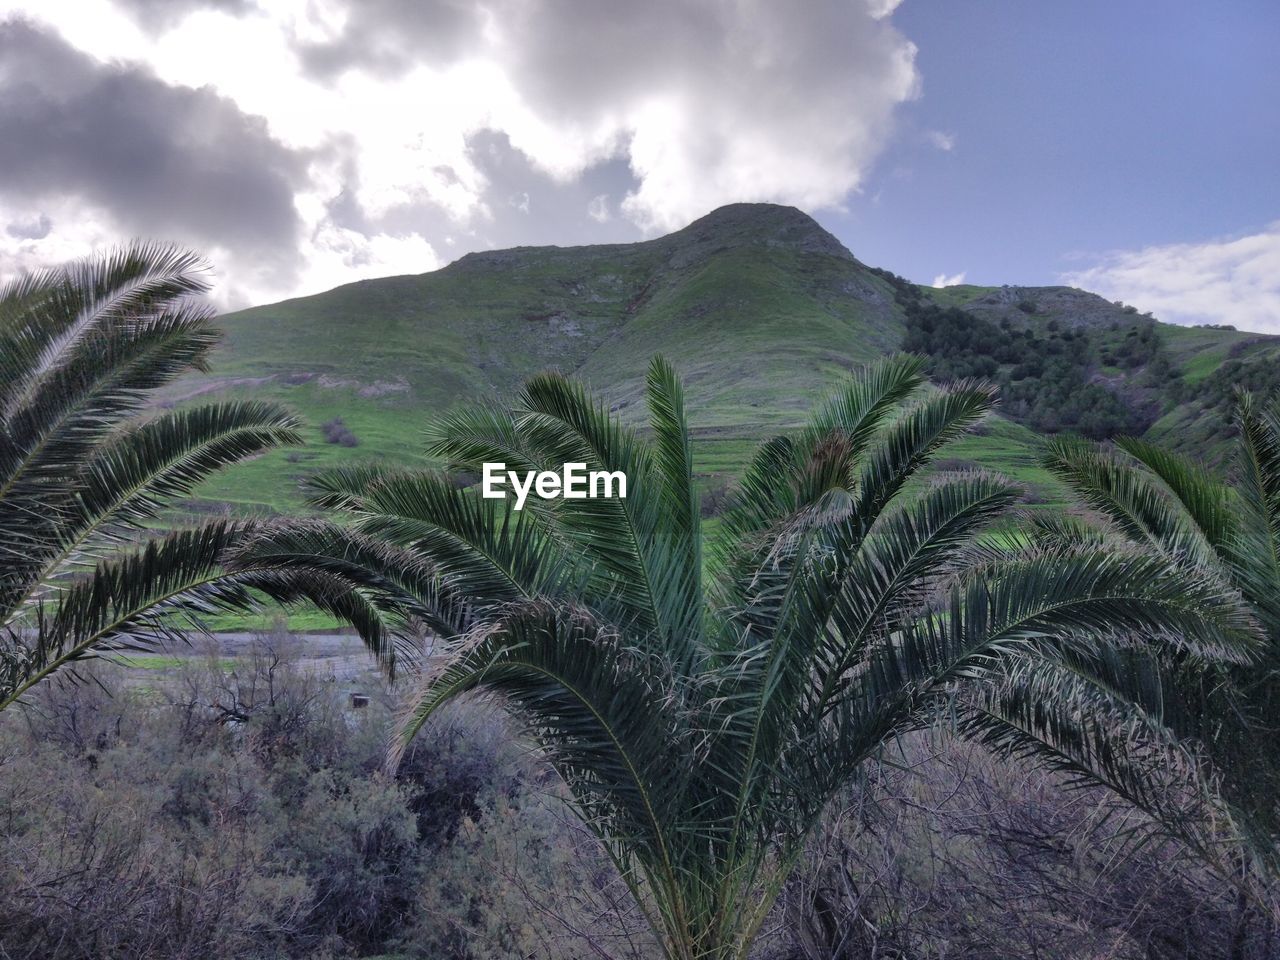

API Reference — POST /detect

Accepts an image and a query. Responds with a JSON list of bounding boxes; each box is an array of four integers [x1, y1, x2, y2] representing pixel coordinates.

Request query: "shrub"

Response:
[[699, 478, 732, 517], [782, 734, 1279, 960], [0, 643, 651, 959], [899, 288, 1170, 440], [5, 647, 1275, 958], [321, 417, 360, 447]]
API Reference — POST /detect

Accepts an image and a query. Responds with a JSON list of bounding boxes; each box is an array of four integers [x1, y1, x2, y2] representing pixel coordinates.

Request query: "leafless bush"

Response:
[[172, 633, 352, 766], [13, 642, 1270, 960], [780, 732, 1279, 960], [397, 709, 658, 959], [18, 661, 140, 755], [0, 719, 309, 959], [0, 642, 653, 959]]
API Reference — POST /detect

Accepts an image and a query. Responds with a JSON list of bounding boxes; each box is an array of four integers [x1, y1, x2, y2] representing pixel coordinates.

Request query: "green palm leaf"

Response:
[[0, 243, 317, 710], [990, 397, 1280, 876]]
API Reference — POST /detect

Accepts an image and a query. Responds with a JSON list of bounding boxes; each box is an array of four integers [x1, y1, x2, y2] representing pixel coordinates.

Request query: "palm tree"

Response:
[[0, 243, 382, 709], [962, 394, 1280, 877], [242, 354, 1254, 960]]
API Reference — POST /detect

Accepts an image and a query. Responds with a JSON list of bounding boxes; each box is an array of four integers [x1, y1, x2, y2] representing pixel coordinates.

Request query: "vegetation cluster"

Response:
[[322, 417, 361, 448], [872, 268, 1179, 439], [1, 646, 1266, 959], [1193, 353, 1280, 424], [0, 637, 647, 959]]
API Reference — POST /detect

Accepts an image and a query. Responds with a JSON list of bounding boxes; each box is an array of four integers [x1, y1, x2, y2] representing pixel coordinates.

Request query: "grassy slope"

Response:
[[918, 281, 1280, 467], [1146, 325, 1280, 460], [187, 204, 1054, 518], [181, 203, 1269, 525]]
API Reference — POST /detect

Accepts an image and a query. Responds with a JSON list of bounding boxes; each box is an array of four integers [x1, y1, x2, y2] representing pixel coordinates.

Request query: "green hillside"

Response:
[[914, 282, 1280, 464], [174, 203, 1275, 516]]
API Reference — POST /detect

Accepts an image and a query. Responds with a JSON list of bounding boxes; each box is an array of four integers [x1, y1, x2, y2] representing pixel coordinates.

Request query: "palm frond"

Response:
[[932, 548, 1260, 667], [1042, 435, 1215, 567], [0, 521, 257, 709], [302, 460, 416, 511], [717, 355, 927, 553], [816, 472, 1023, 711], [0, 241, 211, 418], [392, 602, 692, 895], [0, 303, 220, 540], [645, 356, 704, 640], [347, 467, 573, 604], [0, 243, 303, 711], [1230, 392, 1280, 633], [957, 659, 1242, 870], [231, 520, 471, 674], [434, 371, 700, 661], [2, 400, 300, 628], [1023, 509, 1112, 550], [800, 548, 1259, 817], [74, 400, 298, 551], [425, 403, 543, 475], [1113, 436, 1236, 552], [800, 353, 928, 452], [852, 379, 997, 521]]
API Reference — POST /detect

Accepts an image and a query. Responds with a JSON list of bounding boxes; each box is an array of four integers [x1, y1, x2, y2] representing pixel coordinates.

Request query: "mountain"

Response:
[[179, 203, 1278, 514]]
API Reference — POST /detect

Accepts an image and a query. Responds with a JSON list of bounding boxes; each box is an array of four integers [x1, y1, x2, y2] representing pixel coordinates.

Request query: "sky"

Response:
[[0, 0, 1276, 332]]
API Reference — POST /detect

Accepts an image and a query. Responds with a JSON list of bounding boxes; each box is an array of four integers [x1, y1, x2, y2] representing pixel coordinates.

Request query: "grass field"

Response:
[[108, 654, 237, 671]]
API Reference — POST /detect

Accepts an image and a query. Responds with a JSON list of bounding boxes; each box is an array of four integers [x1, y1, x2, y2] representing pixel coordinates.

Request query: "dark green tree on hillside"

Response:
[[241, 355, 1254, 960], [968, 393, 1280, 881], [0, 244, 379, 709]]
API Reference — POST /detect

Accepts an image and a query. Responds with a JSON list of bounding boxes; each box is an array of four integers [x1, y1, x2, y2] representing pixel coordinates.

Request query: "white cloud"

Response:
[[0, 0, 921, 303], [931, 270, 966, 288], [567, 1, 921, 233], [0, 198, 119, 279], [865, 0, 906, 19], [295, 224, 438, 300], [586, 194, 611, 224], [1062, 225, 1280, 334], [926, 129, 955, 151]]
